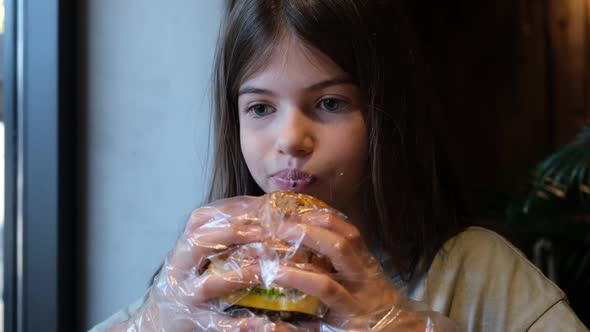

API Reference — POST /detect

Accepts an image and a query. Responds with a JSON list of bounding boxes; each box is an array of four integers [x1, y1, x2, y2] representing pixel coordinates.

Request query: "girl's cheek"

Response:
[[240, 131, 265, 168]]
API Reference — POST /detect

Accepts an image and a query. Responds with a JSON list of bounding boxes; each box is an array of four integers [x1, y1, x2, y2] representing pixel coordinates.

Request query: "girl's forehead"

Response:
[[240, 35, 348, 87]]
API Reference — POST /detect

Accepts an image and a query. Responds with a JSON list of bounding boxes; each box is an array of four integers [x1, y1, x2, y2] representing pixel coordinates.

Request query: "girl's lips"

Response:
[[272, 169, 317, 192]]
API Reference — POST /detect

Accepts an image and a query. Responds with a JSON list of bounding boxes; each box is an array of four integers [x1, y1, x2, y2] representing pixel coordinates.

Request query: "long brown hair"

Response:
[[208, 0, 468, 280]]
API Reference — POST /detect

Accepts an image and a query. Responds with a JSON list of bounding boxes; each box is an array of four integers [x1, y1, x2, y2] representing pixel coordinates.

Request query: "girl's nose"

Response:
[[275, 109, 314, 157]]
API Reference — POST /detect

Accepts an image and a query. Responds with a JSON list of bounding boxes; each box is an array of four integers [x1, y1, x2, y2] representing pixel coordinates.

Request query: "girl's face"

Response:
[[238, 36, 368, 217]]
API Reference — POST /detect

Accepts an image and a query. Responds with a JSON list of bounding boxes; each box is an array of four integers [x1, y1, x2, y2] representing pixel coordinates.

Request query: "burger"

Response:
[[205, 191, 336, 321]]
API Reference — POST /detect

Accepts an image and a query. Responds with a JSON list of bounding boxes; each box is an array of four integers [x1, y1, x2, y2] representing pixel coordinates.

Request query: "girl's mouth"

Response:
[[271, 169, 317, 192]]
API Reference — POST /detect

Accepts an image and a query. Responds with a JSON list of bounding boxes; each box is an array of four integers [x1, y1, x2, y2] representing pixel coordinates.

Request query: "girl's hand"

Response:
[[111, 196, 289, 332], [272, 209, 457, 331]]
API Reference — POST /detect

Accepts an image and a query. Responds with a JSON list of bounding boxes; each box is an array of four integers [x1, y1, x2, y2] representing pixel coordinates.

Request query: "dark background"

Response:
[[410, 0, 589, 211], [410, 0, 590, 325]]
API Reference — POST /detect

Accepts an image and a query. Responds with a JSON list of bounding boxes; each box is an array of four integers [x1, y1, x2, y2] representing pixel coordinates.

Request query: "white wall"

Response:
[[82, 1, 222, 328]]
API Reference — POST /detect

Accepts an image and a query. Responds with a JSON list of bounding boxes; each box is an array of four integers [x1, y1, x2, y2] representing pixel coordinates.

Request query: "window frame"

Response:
[[3, 0, 78, 331]]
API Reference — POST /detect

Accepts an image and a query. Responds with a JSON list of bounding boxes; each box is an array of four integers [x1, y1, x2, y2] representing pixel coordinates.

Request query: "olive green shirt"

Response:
[[403, 226, 587, 331]]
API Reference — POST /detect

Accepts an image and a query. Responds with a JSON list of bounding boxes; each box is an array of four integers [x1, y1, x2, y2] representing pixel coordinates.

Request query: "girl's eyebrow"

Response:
[[304, 77, 355, 91], [238, 76, 355, 97], [238, 86, 277, 97]]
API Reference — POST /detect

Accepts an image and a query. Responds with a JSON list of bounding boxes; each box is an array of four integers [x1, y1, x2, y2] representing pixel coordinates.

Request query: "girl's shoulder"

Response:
[[88, 291, 149, 331], [407, 226, 586, 331], [438, 225, 540, 268]]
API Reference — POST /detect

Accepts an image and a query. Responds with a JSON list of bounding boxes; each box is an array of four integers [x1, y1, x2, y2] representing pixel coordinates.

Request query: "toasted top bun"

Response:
[[266, 191, 331, 216]]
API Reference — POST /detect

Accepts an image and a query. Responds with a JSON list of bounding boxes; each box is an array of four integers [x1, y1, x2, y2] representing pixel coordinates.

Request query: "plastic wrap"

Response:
[[114, 191, 457, 331]]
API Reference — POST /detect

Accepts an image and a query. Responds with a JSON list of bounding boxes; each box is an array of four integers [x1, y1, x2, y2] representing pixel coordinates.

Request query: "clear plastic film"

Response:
[[114, 191, 457, 331]]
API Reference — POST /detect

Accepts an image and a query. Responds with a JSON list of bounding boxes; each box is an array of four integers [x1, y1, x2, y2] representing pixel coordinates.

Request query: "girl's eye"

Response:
[[319, 98, 346, 113], [247, 104, 275, 117]]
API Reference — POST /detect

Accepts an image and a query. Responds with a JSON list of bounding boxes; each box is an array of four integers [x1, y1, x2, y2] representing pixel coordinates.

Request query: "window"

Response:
[[3, 0, 77, 331]]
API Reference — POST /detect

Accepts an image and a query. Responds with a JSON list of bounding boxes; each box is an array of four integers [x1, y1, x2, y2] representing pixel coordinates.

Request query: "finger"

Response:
[[273, 265, 361, 315], [187, 196, 260, 232], [186, 264, 262, 304], [191, 312, 272, 332], [239, 317, 277, 332], [277, 222, 365, 279], [169, 224, 265, 272], [300, 210, 362, 242], [269, 321, 310, 332], [215, 315, 272, 332], [284, 320, 321, 332]]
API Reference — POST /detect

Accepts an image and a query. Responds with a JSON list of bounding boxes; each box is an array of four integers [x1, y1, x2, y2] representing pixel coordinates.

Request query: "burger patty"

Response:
[[224, 305, 318, 323]]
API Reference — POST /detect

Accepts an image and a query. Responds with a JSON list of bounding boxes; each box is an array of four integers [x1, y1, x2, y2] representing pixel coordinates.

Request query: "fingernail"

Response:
[[239, 225, 264, 239]]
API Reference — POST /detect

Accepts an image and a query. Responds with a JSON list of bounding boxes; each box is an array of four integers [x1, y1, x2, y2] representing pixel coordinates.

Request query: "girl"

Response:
[[92, 0, 587, 331]]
